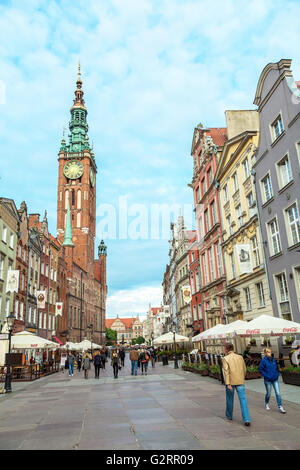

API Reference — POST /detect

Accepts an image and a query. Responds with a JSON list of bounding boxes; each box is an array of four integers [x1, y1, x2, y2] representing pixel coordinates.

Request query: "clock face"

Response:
[[90, 167, 95, 187], [63, 160, 84, 180]]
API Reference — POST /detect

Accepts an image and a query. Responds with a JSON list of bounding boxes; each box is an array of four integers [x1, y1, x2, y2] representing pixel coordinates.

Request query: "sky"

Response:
[[1, 0, 300, 319]]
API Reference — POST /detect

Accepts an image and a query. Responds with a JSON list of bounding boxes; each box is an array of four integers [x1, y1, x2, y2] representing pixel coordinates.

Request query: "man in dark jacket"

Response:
[[119, 348, 125, 367], [93, 352, 102, 379], [259, 348, 286, 413]]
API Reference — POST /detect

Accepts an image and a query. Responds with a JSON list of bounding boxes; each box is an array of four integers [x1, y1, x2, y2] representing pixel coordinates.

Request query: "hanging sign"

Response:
[[6, 270, 19, 293], [55, 302, 63, 317], [235, 244, 253, 274], [37, 291, 46, 309], [182, 285, 191, 304]]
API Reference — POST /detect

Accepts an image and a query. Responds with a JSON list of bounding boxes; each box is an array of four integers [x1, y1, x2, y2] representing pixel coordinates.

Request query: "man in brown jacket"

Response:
[[222, 343, 251, 426], [130, 347, 139, 376]]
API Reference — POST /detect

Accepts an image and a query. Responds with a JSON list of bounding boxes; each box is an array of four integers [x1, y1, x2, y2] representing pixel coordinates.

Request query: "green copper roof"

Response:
[[62, 197, 74, 247]]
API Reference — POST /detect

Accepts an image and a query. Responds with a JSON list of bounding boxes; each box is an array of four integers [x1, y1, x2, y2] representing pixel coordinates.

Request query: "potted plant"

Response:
[[284, 336, 295, 346], [280, 365, 300, 386], [209, 364, 221, 380], [245, 365, 261, 380], [197, 363, 209, 376]]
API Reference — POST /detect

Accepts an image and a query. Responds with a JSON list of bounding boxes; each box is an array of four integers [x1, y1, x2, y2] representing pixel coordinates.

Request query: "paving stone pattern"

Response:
[[0, 354, 299, 450]]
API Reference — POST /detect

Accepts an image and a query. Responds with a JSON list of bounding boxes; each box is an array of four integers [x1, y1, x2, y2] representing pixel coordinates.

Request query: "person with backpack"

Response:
[[111, 350, 121, 379], [259, 348, 286, 414], [139, 348, 149, 375], [82, 352, 92, 379]]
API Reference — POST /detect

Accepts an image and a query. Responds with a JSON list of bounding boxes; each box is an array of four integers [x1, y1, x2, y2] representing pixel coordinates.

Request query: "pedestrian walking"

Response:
[[101, 349, 106, 369], [139, 348, 149, 375], [129, 346, 139, 376], [111, 350, 121, 379], [83, 352, 92, 379], [150, 347, 156, 368], [68, 352, 75, 377], [222, 343, 251, 426], [259, 348, 286, 413], [76, 353, 82, 372], [93, 351, 102, 379], [119, 348, 125, 367]]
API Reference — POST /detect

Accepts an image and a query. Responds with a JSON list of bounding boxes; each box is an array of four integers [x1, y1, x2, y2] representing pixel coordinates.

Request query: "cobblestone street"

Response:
[[0, 355, 299, 450]]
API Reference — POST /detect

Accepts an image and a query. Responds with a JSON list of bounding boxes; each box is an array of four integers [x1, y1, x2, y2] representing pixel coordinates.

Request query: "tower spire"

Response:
[[62, 196, 74, 247]]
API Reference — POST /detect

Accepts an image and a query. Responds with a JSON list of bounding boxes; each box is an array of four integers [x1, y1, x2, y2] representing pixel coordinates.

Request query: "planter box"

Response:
[[281, 371, 300, 386], [200, 370, 209, 376], [245, 372, 261, 380], [209, 371, 221, 381]]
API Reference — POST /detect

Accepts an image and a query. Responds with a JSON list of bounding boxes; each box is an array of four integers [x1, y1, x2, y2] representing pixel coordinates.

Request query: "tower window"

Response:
[[71, 189, 75, 206]]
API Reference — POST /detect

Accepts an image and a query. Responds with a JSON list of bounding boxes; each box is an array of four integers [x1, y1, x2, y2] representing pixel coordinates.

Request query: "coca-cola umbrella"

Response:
[[233, 314, 300, 337]]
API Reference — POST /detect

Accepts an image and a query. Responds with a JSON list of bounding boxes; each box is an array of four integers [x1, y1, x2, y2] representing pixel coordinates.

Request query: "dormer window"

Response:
[[271, 114, 284, 141]]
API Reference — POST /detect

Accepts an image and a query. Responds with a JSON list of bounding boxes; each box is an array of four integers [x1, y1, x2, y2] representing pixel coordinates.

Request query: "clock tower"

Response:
[[57, 63, 97, 274]]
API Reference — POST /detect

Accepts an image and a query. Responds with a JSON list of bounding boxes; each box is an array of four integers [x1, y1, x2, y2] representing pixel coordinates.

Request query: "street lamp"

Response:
[[5, 312, 16, 393], [172, 323, 178, 369]]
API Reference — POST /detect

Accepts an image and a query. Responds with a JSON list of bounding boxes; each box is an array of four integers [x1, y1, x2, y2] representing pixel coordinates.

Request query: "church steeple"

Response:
[[67, 62, 89, 153]]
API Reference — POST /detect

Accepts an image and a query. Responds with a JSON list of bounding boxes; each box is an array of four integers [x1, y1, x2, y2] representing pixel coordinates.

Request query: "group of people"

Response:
[[129, 346, 157, 376], [222, 343, 287, 426], [65, 349, 109, 379]]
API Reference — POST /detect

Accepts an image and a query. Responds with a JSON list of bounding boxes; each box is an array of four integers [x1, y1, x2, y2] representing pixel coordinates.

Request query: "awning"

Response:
[[53, 336, 63, 345]]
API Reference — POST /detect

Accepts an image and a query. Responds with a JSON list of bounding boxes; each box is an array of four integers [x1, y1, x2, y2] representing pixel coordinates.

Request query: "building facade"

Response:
[[0, 198, 19, 332], [216, 110, 274, 333], [253, 59, 300, 330], [190, 126, 227, 330]]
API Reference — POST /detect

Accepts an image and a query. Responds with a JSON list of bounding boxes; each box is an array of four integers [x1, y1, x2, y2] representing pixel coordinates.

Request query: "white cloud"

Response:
[[106, 285, 163, 317]]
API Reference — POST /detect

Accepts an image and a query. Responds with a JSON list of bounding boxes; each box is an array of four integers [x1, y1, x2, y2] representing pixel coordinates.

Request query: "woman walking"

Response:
[[83, 351, 92, 379], [111, 350, 121, 379], [259, 348, 286, 413]]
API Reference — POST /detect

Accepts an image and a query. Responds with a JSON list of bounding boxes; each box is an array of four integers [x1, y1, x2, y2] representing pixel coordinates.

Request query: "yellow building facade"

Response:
[[216, 111, 275, 351]]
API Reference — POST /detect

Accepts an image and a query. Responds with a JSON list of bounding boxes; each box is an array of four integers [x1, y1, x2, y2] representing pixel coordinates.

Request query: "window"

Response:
[[247, 192, 254, 208], [202, 253, 208, 285], [294, 267, 300, 311], [196, 186, 200, 204], [243, 158, 250, 180], [268, 219, 281, 255], [195, 270, 200, 291], [244, 287, 252, 311], [215, 241, 223, 277], [277, 155, 292, 188], [236, 205, 243, 227], [261, 174, 273, 203], [210, 200, 217, 226], [2, 225, 7, 243], [275, 273, 291, 320], [207, 167, 213, 186], [0, 255, 4, 279], [201, 177, 206, 197], [198, 304, 203, 320], [223, 184, 228, 203], [204, 210, 210, 233], [20, 302, 24, 320], [208, 247, 215, 281], [15, 299, 19, 318], [251, 236, 260, 267], [256, 282, 265, 307], [5, 298, 10, 318], [9, 232, 14, 249], [227, 215, 233, 236], [193, 305, 197, 321], [286, 204, 300, 246], [229, 252, 236, 279], [271, 114, 284, 141], [232, 172, 238, 193]]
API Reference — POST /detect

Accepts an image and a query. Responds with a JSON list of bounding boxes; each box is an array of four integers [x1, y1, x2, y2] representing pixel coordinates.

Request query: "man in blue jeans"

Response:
[[222, 343, 251, 426], [259, 348, 286, 413], [129, 347, 139, 376]]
